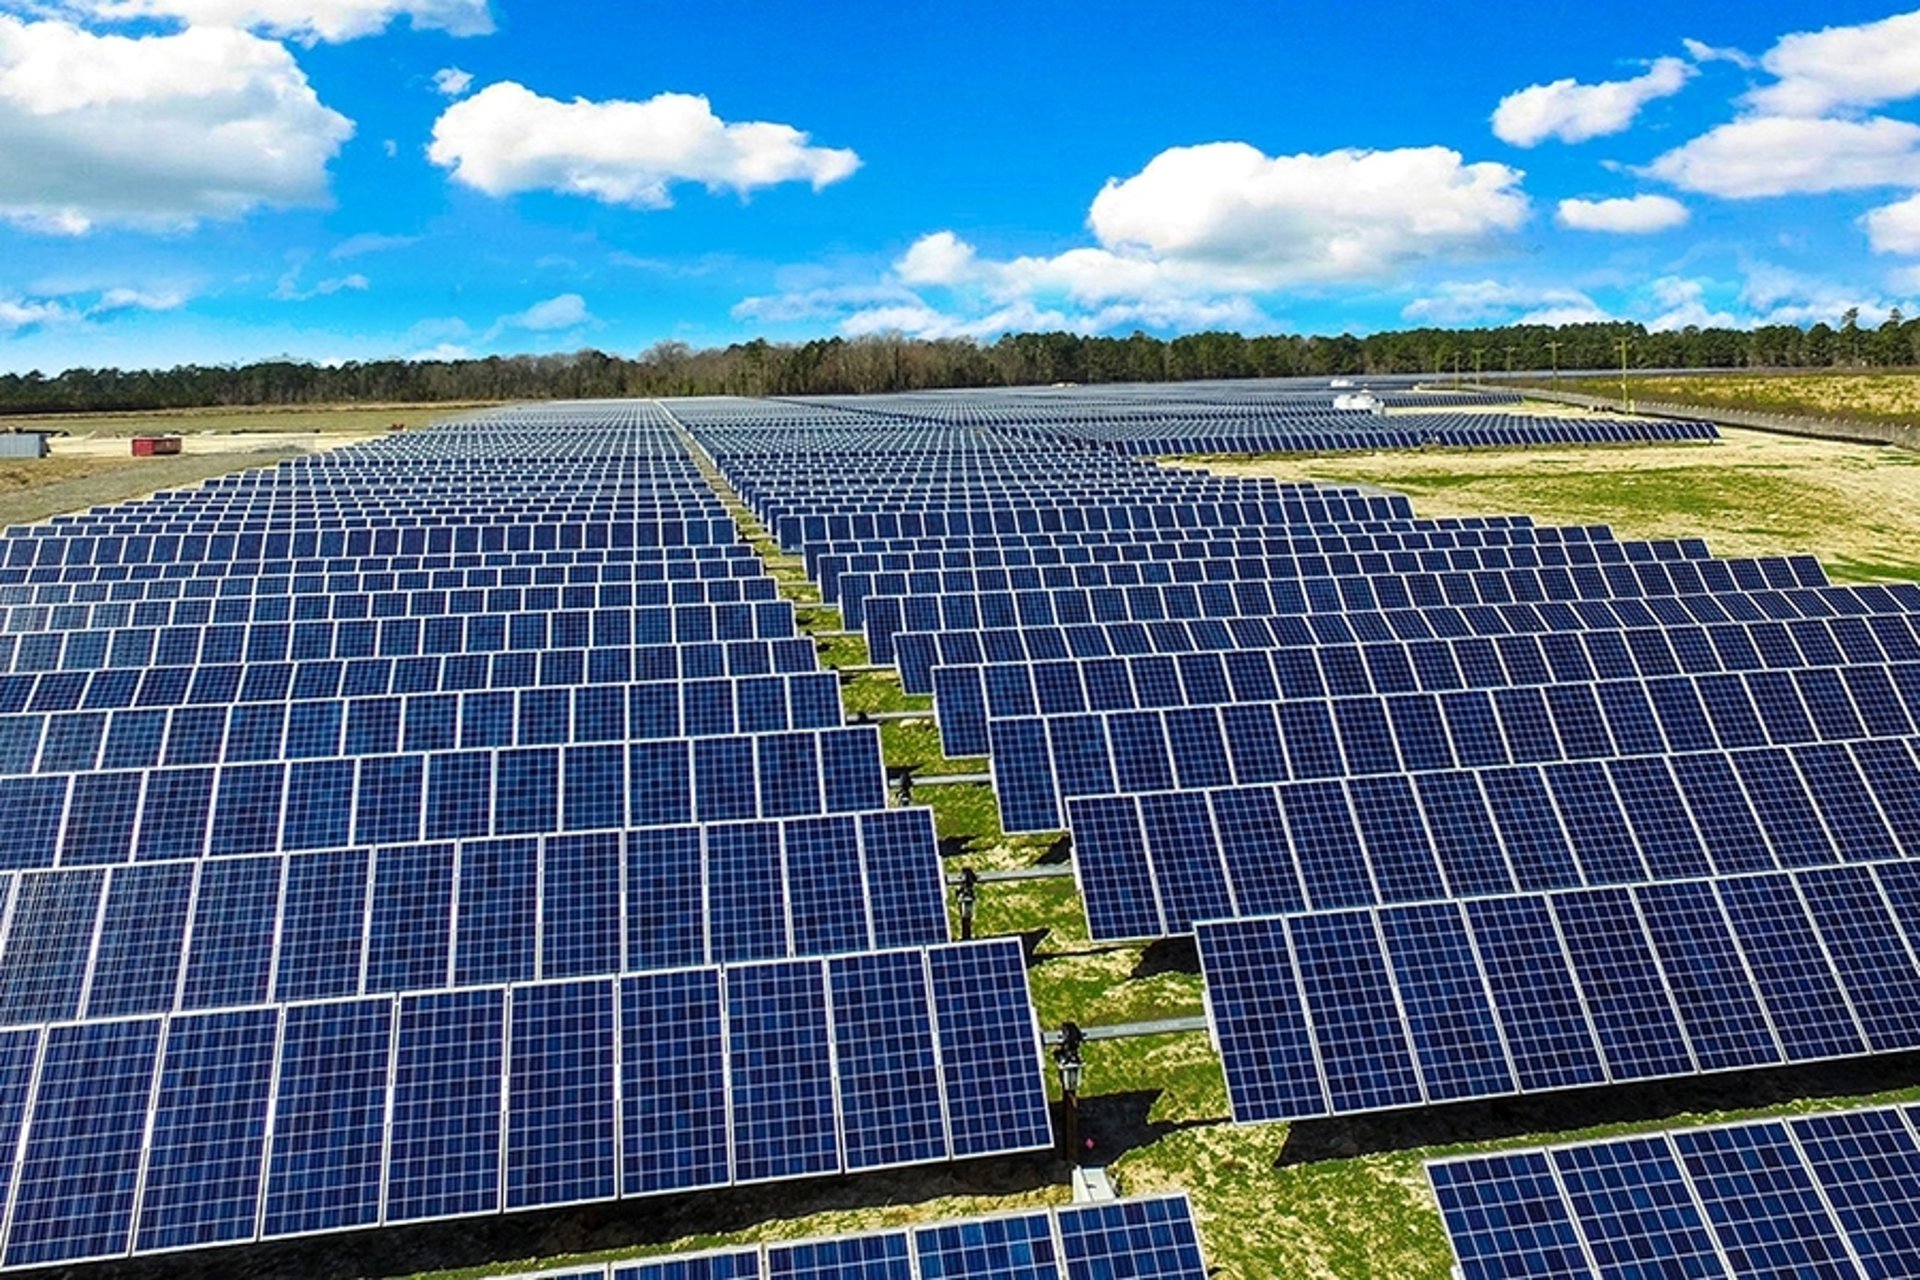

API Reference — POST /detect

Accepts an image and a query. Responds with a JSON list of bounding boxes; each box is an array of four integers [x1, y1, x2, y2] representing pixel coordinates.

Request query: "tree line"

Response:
[[3, 311, 1917, 415]]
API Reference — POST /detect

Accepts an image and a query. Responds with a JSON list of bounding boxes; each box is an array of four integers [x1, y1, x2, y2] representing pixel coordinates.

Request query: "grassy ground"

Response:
[[1198, 425, 1920, 584], [0, 403, 486, 529], [1549, 370, 1920, 426]]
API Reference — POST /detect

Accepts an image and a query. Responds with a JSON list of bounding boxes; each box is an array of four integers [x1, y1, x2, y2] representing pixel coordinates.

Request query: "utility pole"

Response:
[[1505, 345, 1518, 375], [1472, 347, 1485, 386], [1545, 341, 1563, 386], [1452, 351, 1462, 389], [1616, 336, 1632, 410]]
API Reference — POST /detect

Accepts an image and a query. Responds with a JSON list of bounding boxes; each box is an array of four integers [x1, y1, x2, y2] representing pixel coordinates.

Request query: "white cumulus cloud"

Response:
[[0, 296, 75, 335], [1402, 280, 1610, 327], [0, 15, 352, 233], [495, 293, 592, 333], [432, 65, 473, 97], [1863, 192, 1920, 256], [1646, 115, 1920, 198], [1492, 56, 1695, 147], [1646, 277, 1740, 330], [62, 0, 492, 43], [1747, 10, 1920, 117], [1084, 142, 1530, 286], [428, 83, 860, 208], [1556, 194, 1690, 233], [1682, 38, 1755, 69]]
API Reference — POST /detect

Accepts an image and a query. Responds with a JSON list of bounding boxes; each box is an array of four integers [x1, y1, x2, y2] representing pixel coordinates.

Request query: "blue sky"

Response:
[[3, 0, 1920, 374]]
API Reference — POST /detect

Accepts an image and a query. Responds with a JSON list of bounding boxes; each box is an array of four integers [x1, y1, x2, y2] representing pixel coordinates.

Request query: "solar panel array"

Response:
[[469, 1194, 1208, 1280], [1428, 1105, 1920, 1279], [0, 402, 1056, 1271], [675, 383, 1920, 1149]]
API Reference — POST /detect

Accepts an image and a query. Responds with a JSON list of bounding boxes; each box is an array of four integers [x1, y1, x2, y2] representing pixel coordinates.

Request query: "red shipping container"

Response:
[[131, 436, 182, 457]]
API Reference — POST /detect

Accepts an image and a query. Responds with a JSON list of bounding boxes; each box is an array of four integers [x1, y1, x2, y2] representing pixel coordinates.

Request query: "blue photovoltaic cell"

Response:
[[929, 940, 1052, 1158], [0, 1029, 36, 1240], [1281, 782, 1374, 910], [621, 970, 730, 1196], [1288, 911, 1423, 1112], [990, 719, 1059, 833], [135, 1008, 277, 1253], [830, 950, 946, 1170], [1551, 1137, 1727, 1279], [728, 960, 839, 1182], [1429, 1152, 1593, 1280], [3, 1018, 158, 1268], [543, 832, 623, 980], [1670, 1121, 1856, 1279], [1634, 881, 1779, 1072], [1550, 890, 1693, 1081], [86, 862, 193, 1018], [768, 1232, 912, 1280], [1067, 796, 1163, 941], [626, 827, 705, 970], [507, 979, 617, 1210], [1466, 897, 1607, 1093], [1140, 790, 1236, 930], [262, 999, 391, 1239], [914, 1211, 1059, 1280], [1194, 917, 1326, 1123], [613, 1251, 762, 1280], [1788, 1109, 1920, 1278], [387, 988, 504, 1223], [1795, 866, 1920, 1052], [1056, 1197, 1209, 1280], [1210, 786, 1306, 917], [1716, 875, 1865, 1062], [275, 850, 368, 1003], [708, 822, 788, 965], [1379, 903, 1514, 1104], [455, 838, 537, 986], [860, 809, 951, 951], [180, 855, 280, 1011], [0, 869, 101, 1024], [366, 843, 453, 993], [784, 816, 870, 958]]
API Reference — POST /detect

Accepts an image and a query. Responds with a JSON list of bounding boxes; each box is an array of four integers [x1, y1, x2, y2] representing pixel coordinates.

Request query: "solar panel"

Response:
[[466, 1195, 1209, 1280], [1200, 863, 1920, 1123], [1429, 1106, 1920, 1279]]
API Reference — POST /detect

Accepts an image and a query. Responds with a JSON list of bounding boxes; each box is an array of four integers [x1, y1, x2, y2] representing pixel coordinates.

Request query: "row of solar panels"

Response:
[[818, 534, 1694, 608], [1070, 418, 1719, 456], [1067, 737, 1920, 940], [0, 940, 1048, 1271], [0, 638, 824, 711], [1197, 861, 1920, 1122], [863, 556, 1838, 663], [0, 561, 772, 610], [0, 600, 800, 673], [3, 727, 891, 861], [475, 1195, 1208, 1280], [1429, 1106, 1920, 1280], [849, 554, 1813, 641], [0, 673, 848, 773], [987, 664, 1920, 831], [769, 496, 1416, 549], [0, 814, 948, 1022], [1, 520, 741, 559], [810, 530, 1640, 601], [1, 577, 784, 633], [0, 547, 764, 587], [891, 583, 1920, 692], [930, 615, 1920, 755]]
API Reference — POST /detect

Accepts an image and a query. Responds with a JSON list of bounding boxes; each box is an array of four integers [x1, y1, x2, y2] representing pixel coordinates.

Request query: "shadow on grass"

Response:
[[1034, 835, 1072, 866], [1130, 937, 1199, 981], [1277, 1050, 1920, 1166], [1072, 1089, 1215, 1169], [89, 1150, 1066, 1280]]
